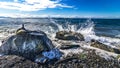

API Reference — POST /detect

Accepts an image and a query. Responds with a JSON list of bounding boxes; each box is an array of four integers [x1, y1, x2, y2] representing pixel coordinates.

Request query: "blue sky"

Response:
[[0, 0, 120, 17]]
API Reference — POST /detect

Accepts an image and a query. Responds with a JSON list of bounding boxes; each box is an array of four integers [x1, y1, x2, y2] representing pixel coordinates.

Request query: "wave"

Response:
[[48, 18, 120, 48], [0, 18, 120, 48]]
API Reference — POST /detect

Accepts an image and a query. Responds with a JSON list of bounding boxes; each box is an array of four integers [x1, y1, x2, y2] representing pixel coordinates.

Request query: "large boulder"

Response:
[[55, 31, 84, 41], [0, 26, 55, 61]]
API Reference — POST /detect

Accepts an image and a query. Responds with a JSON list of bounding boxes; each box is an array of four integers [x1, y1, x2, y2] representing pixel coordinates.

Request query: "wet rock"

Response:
[[55, 57, 78, 64], [0, 55, 38, 68], [59, 44, 80, 50], [0, 52, 119, 68], [57, 50, 120, 68], [91, 40, 120, 54], [54, 50, 120, 68], [0, 25, 54, 60], [55, 31, 84, 41]]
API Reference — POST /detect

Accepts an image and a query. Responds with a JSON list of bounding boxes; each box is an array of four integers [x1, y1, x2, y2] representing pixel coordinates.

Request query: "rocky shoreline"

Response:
[[0, 26, 120, 68], [0, 50, 120, 68]]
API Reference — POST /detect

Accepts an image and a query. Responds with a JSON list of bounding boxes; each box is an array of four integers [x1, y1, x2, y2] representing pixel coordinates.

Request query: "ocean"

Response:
[[0, 18, 120, 47]]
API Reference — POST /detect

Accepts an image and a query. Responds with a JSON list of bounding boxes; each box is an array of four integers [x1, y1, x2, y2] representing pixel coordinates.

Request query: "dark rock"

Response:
[[55, 31, 84, 41], [0, 26, 54, 60], [54, 50, 120, 68], [55, 57, 78, 64], [0, 55, 38, 68], [113, 48, 120, 54], [59, 44, 80, 50], [0, 52, 119, 68], [91, 40, 120, 54]]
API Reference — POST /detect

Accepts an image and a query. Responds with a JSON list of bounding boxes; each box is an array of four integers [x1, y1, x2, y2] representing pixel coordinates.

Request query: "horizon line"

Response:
[[1, 16, 120, 19]]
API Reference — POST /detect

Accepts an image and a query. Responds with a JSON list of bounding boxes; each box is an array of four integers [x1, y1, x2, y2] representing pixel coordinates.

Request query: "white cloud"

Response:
[[0, 0, 73, 11]]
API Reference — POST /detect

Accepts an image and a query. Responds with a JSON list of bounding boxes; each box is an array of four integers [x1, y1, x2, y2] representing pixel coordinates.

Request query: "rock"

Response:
[[0, 25, 55, 61], [59, 44, 80, 50], [91, 40, 120, 54], [0, 53, 119, 68], [54, 50, 120, 68], [55, 31, 84, 41], [0, 55, 38, 68], [55, 57, 78, 64]]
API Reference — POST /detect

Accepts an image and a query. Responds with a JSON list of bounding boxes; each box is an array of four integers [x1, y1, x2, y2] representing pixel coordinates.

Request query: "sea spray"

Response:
[[48, 18, 120, 48], [0, 18, 120, 47], [77, 19, 95, 42], [76, 19, 120, 47]]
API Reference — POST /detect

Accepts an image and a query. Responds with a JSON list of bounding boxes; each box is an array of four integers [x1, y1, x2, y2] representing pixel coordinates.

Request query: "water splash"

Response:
[[77, 19, 95, 35], [49, 18, 120, 47], [76, 19, 120, 47], [0, 18, 120, 48], [49, 18, 64, 31], [77, 19, 95, 42]]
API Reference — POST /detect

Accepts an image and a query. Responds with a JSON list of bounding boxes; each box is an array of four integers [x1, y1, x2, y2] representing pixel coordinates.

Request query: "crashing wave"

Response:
[[47, 18, 120, 48]]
